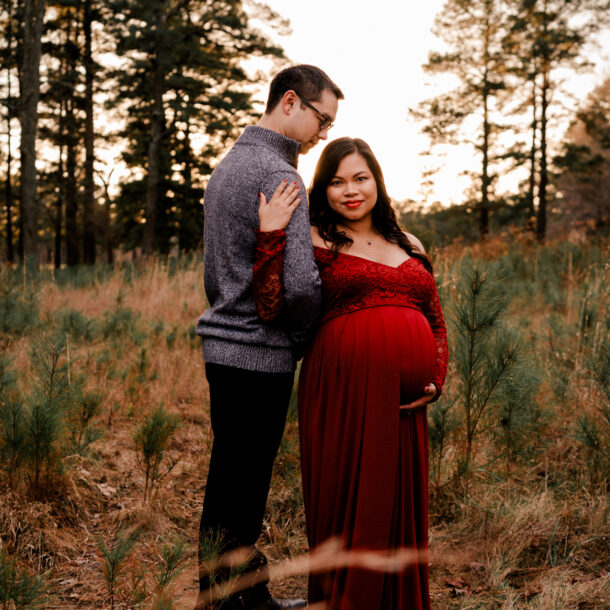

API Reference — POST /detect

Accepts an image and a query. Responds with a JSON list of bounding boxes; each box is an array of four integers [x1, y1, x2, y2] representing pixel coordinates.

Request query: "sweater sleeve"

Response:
[[252, 229, 286, 321], [423, 278, 449, 400], [260, 173, 322, 350]]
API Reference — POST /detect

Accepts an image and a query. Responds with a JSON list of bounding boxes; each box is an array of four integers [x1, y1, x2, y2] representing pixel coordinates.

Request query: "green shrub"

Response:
[[51, 308, 99, 342], [0, 272, 38, 337], [165, 325, 179, 349], [493, 356, 544, 477], [65, 390, 104, 456], [101, 307, 145, 343], [0, 341, 106, 494], [0, 398, 27, 489]]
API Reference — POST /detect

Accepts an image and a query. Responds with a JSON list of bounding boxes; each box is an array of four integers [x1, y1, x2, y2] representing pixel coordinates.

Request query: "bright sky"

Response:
[[259, 0, 610, 205]]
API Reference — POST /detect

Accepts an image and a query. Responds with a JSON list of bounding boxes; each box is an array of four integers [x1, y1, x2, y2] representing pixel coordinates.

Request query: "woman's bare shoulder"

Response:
[[310, 225, 328, 248], [404, 231, 426, 254]]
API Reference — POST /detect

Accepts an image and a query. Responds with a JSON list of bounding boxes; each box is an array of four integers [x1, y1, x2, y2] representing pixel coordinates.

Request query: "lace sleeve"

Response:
[[252, 229, 286, 321], [424, 280, 449, 400]]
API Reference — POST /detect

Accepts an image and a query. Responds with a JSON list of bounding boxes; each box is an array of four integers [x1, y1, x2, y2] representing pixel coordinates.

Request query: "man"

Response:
[[195, 65, 343, 610]]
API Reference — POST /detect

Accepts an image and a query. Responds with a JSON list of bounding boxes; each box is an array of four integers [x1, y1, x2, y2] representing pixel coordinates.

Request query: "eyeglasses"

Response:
[[296, 93, 334, 131]]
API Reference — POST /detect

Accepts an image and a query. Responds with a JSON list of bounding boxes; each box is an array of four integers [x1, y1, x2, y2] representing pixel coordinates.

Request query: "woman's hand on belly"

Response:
[[399, 383, 437, 412]]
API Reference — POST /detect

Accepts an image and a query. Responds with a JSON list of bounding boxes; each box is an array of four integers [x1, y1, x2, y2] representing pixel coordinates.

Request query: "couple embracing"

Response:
[[195, 65, 448, 610]]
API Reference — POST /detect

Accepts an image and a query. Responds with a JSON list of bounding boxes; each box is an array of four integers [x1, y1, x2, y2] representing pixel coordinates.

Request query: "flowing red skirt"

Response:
[[299, 305, 435, 610]]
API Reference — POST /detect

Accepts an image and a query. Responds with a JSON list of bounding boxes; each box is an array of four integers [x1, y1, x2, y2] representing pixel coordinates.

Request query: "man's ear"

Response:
[[281, 90, 298, 116]]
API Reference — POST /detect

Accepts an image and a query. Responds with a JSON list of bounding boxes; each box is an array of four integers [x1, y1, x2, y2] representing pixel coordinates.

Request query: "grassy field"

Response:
[[0, 235, 608, 609]]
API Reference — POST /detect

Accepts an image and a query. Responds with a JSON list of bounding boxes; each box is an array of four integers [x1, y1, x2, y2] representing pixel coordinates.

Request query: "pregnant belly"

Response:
[[316, 305, 437, 404]]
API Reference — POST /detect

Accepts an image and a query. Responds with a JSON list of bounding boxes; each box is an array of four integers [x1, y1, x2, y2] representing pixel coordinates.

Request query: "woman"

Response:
[[254, 138, 448, 609]]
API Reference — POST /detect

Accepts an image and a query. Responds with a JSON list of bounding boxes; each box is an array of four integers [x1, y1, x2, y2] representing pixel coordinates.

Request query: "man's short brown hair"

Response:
[[265, 64, 344, 114]]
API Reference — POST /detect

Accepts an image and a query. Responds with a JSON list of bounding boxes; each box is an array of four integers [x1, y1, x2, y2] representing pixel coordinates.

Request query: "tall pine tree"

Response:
[[504, 0, 610, 241], [107, 0, 285, 255], [412, 0, 509, 239], [0, 0, 19, 263], [38, 0, 86, 266], [19, 0, 46, 267], [555, 78, 610, 232]]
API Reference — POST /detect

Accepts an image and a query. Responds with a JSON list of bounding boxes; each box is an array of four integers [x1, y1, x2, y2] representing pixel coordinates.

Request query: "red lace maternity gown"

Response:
[[253, 235, 448, 610]]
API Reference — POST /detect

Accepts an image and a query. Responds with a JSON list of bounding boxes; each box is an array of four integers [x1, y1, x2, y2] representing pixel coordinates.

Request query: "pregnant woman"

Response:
[[253, 137, 448, 609]]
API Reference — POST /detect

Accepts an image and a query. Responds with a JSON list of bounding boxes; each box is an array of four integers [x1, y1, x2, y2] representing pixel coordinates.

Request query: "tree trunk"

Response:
[[5, 0, 14, 264], [528, 76, 538, 225], [54, 114, 65, 269], [537, 66, 549, 243], [82, 0, 96, 264], [18, 0, 46, 267], [104, 198, 114, 264], [5, 125, 14, 264], [480, 92, 491, 239], [64, 11, 80, 267], [142, 3, 166, 257], [99, 170, 114, 264], [65, 99, 79, 266], [479, 12, 491, 240], [179, 116, 192, 251]]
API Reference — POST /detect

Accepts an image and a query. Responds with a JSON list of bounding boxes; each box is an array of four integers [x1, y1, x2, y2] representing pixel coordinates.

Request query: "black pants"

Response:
[[199, 362, 294, 604]]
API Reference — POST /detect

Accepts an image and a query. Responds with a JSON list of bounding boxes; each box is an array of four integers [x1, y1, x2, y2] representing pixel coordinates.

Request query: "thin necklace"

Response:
[[341, 224, 376, 246]]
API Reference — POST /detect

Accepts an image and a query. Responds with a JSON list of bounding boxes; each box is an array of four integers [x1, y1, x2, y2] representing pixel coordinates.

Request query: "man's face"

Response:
[[289, 89, 339, 155]]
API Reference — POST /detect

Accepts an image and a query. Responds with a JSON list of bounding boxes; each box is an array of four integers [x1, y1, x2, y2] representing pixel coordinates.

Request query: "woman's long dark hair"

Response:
[[309, 137, 433, 273]]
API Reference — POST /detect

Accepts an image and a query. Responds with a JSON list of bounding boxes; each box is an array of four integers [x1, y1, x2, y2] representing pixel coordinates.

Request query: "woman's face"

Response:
[[326, 153, 378, 223]]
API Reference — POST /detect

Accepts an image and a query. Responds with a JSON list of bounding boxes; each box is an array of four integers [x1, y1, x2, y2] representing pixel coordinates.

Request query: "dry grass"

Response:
[[0, 237, 608, 608]]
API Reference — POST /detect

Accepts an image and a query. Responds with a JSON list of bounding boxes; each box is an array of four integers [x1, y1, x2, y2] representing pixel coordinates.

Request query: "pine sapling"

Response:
[[150, 535, 187, 608], [198, 529, 232, 607], [0, 355, 25, 488], [154, 535, 186, 592], [133, 405, 180, 502], [0, 355, 18, 398], [428, 393, 459, 492], [574, 414, 609, 489], [0, 548, 48, 609], [66, 389, 103, 456], [24, 340, 71, 495], [0, 398, 26, 489], [493, 356, 543, 478], [451, 258, 519, 479], [95, 528, 141, 610]]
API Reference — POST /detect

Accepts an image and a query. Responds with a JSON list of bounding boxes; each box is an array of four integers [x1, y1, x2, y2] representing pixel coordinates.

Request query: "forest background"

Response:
[[0, 0, 609, 608]]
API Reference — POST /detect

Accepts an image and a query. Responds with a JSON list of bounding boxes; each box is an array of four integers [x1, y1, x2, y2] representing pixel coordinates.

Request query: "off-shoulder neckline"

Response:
[[313, 245, 415, 270]]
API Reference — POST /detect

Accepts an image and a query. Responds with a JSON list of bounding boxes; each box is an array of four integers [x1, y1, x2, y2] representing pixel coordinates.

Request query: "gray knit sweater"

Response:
[[196, 126, 322, 373]]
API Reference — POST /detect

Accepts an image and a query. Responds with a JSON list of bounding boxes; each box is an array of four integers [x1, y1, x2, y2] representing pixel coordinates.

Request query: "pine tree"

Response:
[[493, 358, 543, 478], [38, 0, 87, 267], [107, 0, 286, 254], [82, 0, 97, 264], [451, 258, 520, 477], [25, 340, 71, 494], [411, 0, 510, 239], [504, 0, 610, 241], [133, 405, 180, 502], [0, 0, 19, 264], [18, 0, 47, 267], [95, 528, 142, 610], [554, 78, 610, 232]]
